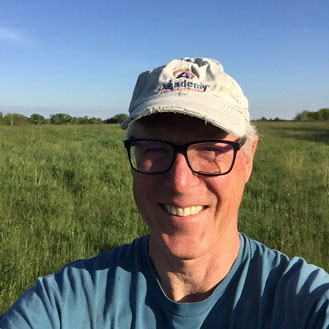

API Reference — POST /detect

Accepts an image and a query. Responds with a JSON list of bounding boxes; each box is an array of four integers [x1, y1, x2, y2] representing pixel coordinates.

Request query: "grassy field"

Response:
[[0, 121, 328, 313]]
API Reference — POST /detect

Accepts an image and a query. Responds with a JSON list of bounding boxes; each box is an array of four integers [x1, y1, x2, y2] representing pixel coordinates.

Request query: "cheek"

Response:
[[227, 160, 247, 205], [132, 174, 156, 215], [234, 154, 248, 179], [132, 175, 144, 207], [209, 162, 246, 212], [133, 172, 154, 190]]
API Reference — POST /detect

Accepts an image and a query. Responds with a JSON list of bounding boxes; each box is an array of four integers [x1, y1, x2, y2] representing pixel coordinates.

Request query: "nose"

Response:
[[164, 152, 199, 192]]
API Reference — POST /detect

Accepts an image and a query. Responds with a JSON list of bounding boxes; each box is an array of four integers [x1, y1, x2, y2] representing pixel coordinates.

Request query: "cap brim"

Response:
[[121, 95, 246, 137]]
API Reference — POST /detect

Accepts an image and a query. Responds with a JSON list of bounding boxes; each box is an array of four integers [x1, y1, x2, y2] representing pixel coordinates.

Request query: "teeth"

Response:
[[164, 205, 204, 217], [170, 205, 177, 215]]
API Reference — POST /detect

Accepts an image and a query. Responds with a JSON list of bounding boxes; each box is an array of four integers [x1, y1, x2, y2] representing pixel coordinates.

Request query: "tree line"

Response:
[[294, 108, 329, 121], [0, 112, 128, 126], [0, 108, 328, 126], [253, 108, 329, 122]]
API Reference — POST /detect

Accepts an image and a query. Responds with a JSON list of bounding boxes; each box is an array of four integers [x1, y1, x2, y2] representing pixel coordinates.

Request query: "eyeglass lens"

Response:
[[129, 141, 236, 175]]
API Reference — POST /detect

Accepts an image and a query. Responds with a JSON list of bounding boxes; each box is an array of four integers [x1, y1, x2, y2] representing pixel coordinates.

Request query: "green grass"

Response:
[[0, 122, 328, 313], [240, 122, 329, 267]]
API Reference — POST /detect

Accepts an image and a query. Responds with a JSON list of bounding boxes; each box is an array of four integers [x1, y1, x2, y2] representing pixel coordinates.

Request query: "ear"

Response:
[[245, 137, 258, 183]]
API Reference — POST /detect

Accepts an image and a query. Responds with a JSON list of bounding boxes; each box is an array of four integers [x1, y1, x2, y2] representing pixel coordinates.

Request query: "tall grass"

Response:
[[240, 122, 329, 268], [0, 125, 147, 312], [0, 122, 328, 313]]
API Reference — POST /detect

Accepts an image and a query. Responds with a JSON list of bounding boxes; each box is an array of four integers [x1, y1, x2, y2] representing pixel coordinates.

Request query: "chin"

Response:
[[155, 232, 212, 260]]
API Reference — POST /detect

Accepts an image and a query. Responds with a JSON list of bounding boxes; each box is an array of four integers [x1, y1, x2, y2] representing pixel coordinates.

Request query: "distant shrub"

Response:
[[87, 117, 103, 124], [2, 113, 29, 125], [50, 113, 73, 125], [295, 108, 329, 121], [29, 114, 46, 124], [105, 113, 128, 124]]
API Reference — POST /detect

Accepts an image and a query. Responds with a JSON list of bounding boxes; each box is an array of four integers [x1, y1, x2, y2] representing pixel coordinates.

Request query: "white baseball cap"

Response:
[[121, 57, 250, 137]]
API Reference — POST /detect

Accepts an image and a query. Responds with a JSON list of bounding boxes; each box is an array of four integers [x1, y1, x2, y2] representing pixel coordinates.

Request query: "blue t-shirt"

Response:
[[1, 233, 329, 328]]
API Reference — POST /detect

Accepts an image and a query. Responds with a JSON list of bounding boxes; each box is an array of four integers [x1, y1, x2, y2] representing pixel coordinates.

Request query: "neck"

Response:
[[148, 231, 240, 303]]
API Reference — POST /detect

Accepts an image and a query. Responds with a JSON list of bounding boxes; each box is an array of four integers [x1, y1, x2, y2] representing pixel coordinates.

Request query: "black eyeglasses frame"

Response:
[[123, 136, 247, 176]]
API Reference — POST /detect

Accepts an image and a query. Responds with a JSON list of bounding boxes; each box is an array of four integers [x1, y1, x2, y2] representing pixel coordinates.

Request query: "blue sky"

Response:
[[0, 0, 328, 120]]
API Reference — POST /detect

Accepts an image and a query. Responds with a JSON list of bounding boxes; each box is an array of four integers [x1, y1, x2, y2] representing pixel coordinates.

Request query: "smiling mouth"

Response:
[[162, 204, 205, 217]]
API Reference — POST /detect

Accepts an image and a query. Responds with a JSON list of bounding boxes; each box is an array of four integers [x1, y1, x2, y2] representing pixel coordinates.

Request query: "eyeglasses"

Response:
[[124, 137, 246, 176]]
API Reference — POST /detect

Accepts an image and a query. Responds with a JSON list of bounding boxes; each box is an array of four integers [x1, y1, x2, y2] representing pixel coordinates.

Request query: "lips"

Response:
[[163, 204, 205, 217]]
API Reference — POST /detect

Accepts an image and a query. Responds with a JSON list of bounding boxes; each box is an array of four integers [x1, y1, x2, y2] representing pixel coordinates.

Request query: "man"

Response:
[[1, 57, 328, 328]]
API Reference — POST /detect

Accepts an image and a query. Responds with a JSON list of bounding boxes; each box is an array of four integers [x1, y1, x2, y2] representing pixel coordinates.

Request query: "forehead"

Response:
[[129, 113, 230, 142]]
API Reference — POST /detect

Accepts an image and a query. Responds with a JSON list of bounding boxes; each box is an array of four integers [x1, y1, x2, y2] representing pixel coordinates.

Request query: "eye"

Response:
[[133, 142, 171, 161], [141, 142, 167, 153], [199, 146, 223, 153], [195, 144, 229, 154], [145, 146, 165, 153], [190, 142, 234, 161]]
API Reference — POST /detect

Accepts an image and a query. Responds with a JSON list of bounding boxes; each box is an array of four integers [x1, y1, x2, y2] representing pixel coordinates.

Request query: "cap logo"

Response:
[[160, 69, 208, 93], [173, 70, 195, 79]]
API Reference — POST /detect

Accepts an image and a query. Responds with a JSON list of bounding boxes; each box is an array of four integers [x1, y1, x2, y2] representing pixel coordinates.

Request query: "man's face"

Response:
[[130, 114, 257, 261]]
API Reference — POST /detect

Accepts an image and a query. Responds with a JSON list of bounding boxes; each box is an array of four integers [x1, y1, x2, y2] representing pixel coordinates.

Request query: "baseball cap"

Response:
[[121, 57, 250, 137]]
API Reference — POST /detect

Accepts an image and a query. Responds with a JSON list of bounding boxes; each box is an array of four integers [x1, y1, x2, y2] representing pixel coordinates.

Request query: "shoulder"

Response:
[[43, 235, 149, 286], [0, 236, 149, 328], [240, 233, 329, 302], [241, 233, 329, 281], [236, 234, 329, 327], [242, 233, 328, 274]]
